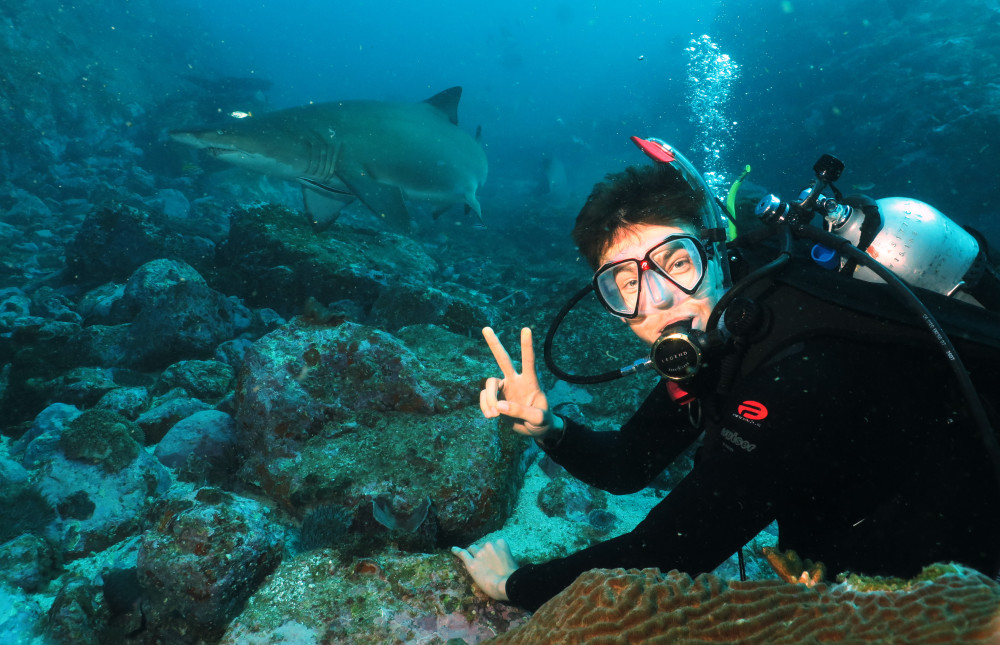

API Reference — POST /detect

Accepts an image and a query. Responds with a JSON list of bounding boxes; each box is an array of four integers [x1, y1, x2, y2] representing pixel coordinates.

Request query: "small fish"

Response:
[[852, 182, 876, 192]]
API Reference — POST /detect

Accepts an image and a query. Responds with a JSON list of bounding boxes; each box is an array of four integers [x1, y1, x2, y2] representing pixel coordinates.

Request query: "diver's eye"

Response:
[[652, 245, 694, 276], [667, 256, 692, 274], [611, 263, 640, 293]]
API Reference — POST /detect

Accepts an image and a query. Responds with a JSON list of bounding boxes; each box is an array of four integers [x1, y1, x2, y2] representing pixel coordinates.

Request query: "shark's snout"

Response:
[[168, 130, 209, 149]]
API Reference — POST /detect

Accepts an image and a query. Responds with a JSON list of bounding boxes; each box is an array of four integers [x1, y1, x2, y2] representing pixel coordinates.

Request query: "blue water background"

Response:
[[173, 0, 719, 200]]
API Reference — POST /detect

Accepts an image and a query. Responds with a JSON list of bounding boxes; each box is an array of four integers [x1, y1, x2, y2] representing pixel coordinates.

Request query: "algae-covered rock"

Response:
[[0, 484, 57, 545], [94, 386, 151, 419], [235, 320, 526, 546], [44, 577, 109, 645], [369, 281, 498, 335], [123, 261, 242, 369], [215, 203, 438, 317], [0, 534, 60, 592], [138, 487, 285, 644], [36, 446, 171, 559], [65, 203, 215, 287], [154, 359, 235, 401], [60, 409, 143, 472], [42, 366, 118, 408], [221, 548, 530, 644]]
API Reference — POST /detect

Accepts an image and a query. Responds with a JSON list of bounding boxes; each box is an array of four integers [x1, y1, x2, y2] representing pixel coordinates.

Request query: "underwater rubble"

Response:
[[0, 198, 593, 643]]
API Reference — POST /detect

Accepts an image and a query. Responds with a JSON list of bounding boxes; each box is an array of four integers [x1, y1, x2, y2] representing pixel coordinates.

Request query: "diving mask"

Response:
[[593, 234, 708, 318]]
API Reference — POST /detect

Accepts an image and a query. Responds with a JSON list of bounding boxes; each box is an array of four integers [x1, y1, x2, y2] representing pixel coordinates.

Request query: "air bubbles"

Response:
[[686, 34, 741, 196]]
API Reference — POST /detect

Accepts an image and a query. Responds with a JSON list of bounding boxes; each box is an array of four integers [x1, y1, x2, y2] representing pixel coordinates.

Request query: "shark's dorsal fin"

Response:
[[423, 86, 462, 126]]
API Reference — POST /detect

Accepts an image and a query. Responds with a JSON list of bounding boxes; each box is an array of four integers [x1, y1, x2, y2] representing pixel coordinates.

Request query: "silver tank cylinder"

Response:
[[831, 196, 979, 295]]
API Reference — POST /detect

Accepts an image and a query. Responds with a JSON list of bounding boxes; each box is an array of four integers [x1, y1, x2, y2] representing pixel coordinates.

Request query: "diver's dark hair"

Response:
[[572, 164, 707, 269]]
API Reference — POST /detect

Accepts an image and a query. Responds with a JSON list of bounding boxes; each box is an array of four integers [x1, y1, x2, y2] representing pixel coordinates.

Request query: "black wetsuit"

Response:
[[506, 271, 1000, 612]]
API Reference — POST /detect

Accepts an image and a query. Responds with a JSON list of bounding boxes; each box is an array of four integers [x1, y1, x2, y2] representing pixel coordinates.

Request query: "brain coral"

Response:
[[489, 564, 1000, 644]]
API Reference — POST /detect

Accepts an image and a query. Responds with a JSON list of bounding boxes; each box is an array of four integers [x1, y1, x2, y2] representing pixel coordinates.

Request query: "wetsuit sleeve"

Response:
[[504, 445, 780, 611], [542, 381, 701, 494], [506, 342, 854, 611]]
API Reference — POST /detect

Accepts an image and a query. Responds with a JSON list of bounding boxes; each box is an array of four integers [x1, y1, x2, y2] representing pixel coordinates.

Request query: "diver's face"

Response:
[[598, 223, 727, 346]]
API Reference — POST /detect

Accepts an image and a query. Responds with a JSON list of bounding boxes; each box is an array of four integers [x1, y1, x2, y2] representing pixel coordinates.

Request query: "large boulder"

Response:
[[64, 203, 215, 287], [32, 409, 172, 559], [215, 203, 438, 318], [118, 259, 243, 369], [138, 487, 285, 644], [368, 280, 498, 335], [72, 259, 247, 370], [154, 409, 237, 484], [234, 320, 526, 546]]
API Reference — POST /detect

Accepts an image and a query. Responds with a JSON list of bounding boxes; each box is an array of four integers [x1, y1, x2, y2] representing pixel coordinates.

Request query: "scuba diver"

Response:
[[451, 137, 1000, 612]]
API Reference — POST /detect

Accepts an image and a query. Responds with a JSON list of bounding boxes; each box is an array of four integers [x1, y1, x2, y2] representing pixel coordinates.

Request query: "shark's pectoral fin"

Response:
[[336, 169, 410, 231], [300, 182, 355, 232], [299, 177, 353, 197]]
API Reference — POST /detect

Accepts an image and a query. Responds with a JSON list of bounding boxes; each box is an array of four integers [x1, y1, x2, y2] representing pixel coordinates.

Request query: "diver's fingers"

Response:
[[480, 377, 503, 417], [497, 399, 546, 429], [483, 327, 517, 378], [519, 327, 539, 384], [451, 546, 474, 567]]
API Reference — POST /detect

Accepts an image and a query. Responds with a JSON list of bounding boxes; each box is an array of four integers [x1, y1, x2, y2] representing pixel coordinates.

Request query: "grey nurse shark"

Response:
[[169, 86, 487, 231]]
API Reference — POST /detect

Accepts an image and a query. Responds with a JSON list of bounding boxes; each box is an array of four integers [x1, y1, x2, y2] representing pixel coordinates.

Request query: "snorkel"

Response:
[[629, 136, 734, 289]]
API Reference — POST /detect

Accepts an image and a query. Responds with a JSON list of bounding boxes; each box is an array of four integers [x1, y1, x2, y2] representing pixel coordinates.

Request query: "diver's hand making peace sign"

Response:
[[479, 326, 563, 441]]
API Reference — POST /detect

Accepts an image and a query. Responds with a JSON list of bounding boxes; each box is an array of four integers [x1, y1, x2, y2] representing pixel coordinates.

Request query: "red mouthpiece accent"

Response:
[[665, 380, 696, 405], [631, 136, 676, 164]]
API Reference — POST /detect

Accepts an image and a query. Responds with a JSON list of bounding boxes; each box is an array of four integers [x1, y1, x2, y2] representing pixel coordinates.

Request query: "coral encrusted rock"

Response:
[[489, 564, 1000, 644], [59, 409, 143, 472], [215, 203, 438, 317], [138, 487, 284, 644], [221, 548, 530, 644], [234, 319, 526, 546]]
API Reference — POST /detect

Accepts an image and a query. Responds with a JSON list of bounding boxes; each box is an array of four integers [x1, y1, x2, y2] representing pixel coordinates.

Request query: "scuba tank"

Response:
[[761, 187, 1000, 310]]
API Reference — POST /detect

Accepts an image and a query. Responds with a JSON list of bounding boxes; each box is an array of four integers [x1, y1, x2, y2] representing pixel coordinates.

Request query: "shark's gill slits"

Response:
[[303, 131, 339, 183], [304, 133, 322, 178]]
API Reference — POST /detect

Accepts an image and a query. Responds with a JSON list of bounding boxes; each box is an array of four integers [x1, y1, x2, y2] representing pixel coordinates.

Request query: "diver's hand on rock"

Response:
[[451, 538, 517, 601], [479, 327, 557, 440]]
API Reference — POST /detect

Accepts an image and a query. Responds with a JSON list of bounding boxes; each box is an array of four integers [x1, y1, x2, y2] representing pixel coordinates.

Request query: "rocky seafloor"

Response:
[[3, 175, 760, 643], [5, 0, 1000, 641]]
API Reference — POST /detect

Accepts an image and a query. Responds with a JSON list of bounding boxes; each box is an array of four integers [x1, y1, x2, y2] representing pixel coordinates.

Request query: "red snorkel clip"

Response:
[[631, 136, 676, 164]]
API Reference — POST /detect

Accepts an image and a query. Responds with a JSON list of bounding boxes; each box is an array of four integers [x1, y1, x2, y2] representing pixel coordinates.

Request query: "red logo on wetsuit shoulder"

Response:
[[737, 401, 768, 421]]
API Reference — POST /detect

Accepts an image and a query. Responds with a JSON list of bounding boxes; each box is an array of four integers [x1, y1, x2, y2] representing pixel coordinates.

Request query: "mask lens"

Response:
[[648, 237, 704, 292], [595, 260, 640, 316], [593, 235, 707, 317]]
